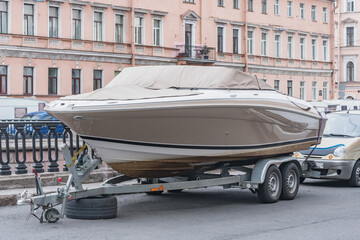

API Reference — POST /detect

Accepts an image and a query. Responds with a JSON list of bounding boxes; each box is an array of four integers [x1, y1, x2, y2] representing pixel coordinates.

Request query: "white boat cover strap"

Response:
[[61, 66, 274, 101]]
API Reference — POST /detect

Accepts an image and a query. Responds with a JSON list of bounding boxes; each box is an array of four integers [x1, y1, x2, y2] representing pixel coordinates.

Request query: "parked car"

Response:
[[8, 111, 64, 137], [294, 111, 360, 186]]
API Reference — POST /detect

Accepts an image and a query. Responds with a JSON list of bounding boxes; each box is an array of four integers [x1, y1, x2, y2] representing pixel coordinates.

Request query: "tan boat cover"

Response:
[[62, 66, 274, 101]]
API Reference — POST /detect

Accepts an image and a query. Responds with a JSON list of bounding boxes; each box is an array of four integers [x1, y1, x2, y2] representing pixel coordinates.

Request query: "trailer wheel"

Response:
[[349, 161, 360, 187], [280, 162, 300, 200], [65, 195, 117, 220], [257, 165, 282, 203], [44, 208, 60, 223]]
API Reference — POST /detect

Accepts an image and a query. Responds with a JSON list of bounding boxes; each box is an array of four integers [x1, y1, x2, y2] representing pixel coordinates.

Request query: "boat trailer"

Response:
[[18, 144, 301, 223]]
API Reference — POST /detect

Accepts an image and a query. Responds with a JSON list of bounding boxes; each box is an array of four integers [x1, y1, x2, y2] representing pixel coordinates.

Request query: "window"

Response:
[[93, 70, 102, 90], [261, 32, 268, 56], [94, 12, 103, 41], [274, 34, 281, 58], [346, 27, 354, 46], [72, 69, 81, 95], [274, 0, 280, 15], [347, 0, 354, 12], [248, 0, 253, 11], [72, 9, 81, 39], [218, 0, 224, 7], [300, 3, 305, 19], [300, 37, 305, 60], [247, 30, 254, 54], [183, 0, 195, 3], [153, 19, 162, 46], [274, 80, 280, 91], [312, 81, 317, 101], [49, 7, 59, 38], [311, 39, 317, 61], [48, 68, 57, 95], [287, 80, 293, 96], [233, 28, 239, 54], [300, 81, 305, 100], [217, 26, 224, 52], [24, 4, 34, 35], [347, 62, 354, 82], [23, 67, 33, 95], [287, 35, 293, 59], [134, 16, 144, 45], [0, 1, 8, 34], [0, 66, 7, 94], [323, 82, 328, 100], [115, 14, 124, 43], [311, 5, 316, 21], [323, 40, 328, 61], [261, 0, 267, 14], [287, 1, 292, 17], [114, 70, 120, 77], [323, 7, 327, 23], [233, 0, 239, 9]]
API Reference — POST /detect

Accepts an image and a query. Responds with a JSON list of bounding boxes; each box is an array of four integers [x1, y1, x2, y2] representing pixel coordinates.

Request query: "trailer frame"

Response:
[[18, 144, 300, 223]]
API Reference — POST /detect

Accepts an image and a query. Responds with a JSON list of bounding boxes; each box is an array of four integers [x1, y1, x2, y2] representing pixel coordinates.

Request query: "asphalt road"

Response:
[[1, 179, 359, 240]]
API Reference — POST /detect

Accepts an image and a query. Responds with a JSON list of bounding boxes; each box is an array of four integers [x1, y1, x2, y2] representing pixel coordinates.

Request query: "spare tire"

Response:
[[66, 195, 117, 220]]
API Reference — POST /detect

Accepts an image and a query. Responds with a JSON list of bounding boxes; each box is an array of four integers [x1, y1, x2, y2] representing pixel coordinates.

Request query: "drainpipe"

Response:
[[200, 0, 202, 44], [244, 0, 248, 72], [131, 0, 135, 66], [336, 0, 340, 99]]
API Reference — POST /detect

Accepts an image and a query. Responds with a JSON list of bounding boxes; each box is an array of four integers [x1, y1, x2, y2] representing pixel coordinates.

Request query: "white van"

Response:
[[0, 97, 47, 119]]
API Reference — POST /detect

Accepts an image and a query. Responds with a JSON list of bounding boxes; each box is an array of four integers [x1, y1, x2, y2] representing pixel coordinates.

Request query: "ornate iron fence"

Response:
[[0, 120, 84, 175]]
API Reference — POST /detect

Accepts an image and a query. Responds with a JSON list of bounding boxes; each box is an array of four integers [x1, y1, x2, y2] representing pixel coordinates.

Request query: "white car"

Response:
[[294, 111, 360, 186]]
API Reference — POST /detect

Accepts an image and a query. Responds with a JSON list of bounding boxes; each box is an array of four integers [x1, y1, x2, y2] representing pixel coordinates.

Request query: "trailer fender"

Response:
[[251, 156, 297, 184]]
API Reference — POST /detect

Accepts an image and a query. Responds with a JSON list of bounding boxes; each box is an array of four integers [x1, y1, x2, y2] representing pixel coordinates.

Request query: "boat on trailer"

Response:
[[45, 66, 326, 178]]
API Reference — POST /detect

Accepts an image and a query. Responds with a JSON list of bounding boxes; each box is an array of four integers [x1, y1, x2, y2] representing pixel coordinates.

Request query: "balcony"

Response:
[[176, 44, 215, 65]]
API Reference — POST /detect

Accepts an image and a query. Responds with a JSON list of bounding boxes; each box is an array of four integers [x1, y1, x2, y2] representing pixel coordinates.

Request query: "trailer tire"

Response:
[[257, 165, 282, 203], [65, 195, 117, 220], [146, 190, 164, 195], [168, 189, 183, 193], [349, 161, 360, 187], [280, 162, 300, 200]]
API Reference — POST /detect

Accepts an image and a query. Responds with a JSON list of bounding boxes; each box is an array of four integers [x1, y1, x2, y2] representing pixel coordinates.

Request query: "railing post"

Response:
[[14, 124, 27, 174], [32, 124, 44, 173], [0, 123, 11, 175], [47, 124, 59, 172]]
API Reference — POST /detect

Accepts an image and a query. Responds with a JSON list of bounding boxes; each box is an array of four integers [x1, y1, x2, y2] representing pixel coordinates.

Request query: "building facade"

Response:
[[334, 0, 360, 99], [0, 0, 334, 103]]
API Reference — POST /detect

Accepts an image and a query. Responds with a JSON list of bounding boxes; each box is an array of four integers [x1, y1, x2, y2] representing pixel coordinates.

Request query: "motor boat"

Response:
[[45, 66, 326, 178]]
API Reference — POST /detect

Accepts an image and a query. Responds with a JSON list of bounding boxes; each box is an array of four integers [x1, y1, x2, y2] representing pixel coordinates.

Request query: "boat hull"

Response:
[[48, 97, 324, 177]]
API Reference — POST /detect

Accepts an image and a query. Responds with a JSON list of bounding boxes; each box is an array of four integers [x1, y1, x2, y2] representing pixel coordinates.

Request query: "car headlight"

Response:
[[333, 146, 346, 157]]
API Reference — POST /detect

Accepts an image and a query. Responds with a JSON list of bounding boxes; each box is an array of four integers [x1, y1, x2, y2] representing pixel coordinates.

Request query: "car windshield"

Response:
[[323, 113, 360, 137]]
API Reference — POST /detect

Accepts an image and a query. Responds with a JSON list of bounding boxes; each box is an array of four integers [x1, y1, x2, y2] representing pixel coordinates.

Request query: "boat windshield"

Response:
[[323, 113, 360, 137]]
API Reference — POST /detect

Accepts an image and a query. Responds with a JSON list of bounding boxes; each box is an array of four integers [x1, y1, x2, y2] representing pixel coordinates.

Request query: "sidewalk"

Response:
[[0, 169, 118, 207]]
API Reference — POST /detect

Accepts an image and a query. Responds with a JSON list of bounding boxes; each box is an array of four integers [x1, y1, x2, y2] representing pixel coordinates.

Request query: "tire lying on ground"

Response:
[[66, 195, 117, 220]]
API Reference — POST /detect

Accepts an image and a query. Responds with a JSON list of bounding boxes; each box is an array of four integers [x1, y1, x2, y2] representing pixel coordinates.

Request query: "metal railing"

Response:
[[0, 120, 84, 175], [176, 44, 215, 61]]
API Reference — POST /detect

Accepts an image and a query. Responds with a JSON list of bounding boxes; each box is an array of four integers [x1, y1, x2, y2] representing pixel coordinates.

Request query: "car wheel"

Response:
[[349, 161, 360, 187], [257, 165, 282, 203], [280, 163, 300, 200]]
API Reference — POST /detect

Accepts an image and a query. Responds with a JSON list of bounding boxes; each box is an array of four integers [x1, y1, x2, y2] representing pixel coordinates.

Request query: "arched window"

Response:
[[347, 61, 354, 82]]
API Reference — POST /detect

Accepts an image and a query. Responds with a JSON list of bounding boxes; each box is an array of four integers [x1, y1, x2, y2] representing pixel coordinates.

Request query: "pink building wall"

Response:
[[0, 0, 334, 105]]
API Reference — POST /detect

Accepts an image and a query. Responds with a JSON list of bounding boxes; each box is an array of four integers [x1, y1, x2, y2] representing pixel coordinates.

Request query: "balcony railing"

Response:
[[176, 44, 216, 62]]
